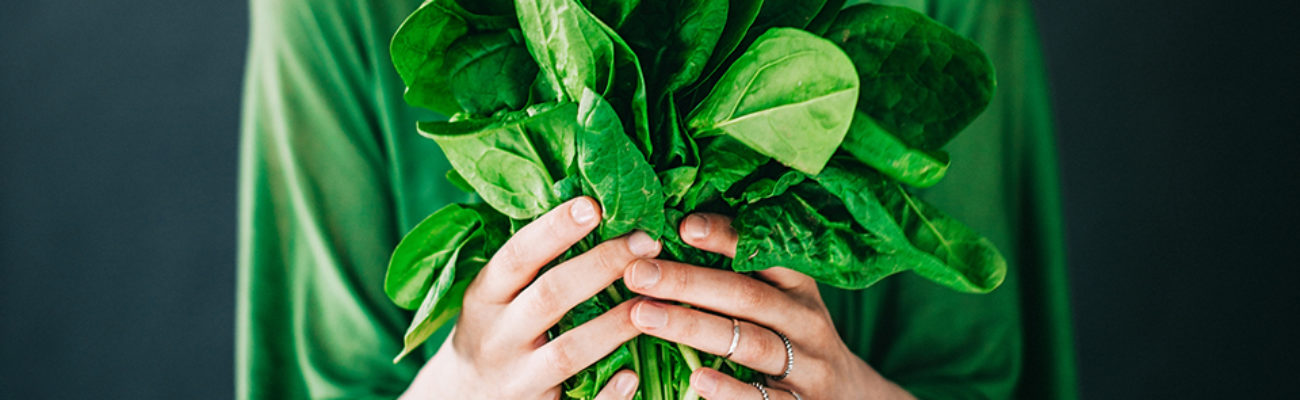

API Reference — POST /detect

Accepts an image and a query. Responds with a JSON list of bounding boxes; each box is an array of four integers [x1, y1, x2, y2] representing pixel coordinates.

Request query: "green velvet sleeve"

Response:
[[235, 0, 467, 398]]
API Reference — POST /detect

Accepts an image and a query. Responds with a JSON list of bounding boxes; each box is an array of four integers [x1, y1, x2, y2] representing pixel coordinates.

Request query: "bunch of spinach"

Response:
[[384, 0, 1003, 398]]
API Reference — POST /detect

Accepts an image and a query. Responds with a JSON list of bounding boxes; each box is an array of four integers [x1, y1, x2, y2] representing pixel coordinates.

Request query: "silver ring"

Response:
[[724, 317, 741, 359], [786, 388, 804, 400], [770, 331, 793, 381], [750, 382, 771, 400]]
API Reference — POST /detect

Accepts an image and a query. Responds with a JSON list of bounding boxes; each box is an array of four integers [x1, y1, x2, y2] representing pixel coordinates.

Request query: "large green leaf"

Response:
[[815, 160, 1006, 292], [390, 0, 518, 115], [420, 103, 579, 219], [688, 0, 764, 97], [839, 110, 950, 187], [445, 30, 539, 115], [687, 28, 858, 175], [388, 202, 510, 361], [750, 0, 828, 32], [803, 0, 845, 35], [383, 203, 481, 310], [732, 181, 918, 289], [515, 0, 616, 101], [515, 0, 653, 155], [620, 0, 728, 95], [581, 0, 642, 29], [825, 4, 995, 151], [577, 88, 666, 239], [682, 136, 768, 211]]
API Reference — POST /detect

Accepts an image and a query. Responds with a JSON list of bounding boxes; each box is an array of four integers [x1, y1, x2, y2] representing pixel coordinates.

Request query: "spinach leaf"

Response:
[[515, 0, 616, 101], [654, 93, 700, 207], [687, 28, 858, 175], [388, 203, 510, 361], [391, 0, 519, 115], [420, 103, 578, 219], [619, 0, 728, 96], [515, 0, 654, 155], [750, 0, 827, 31], [577, 88, 666, 238], [582, 0, 642, 29], [383, 203, 482, 310], [390, 0, 469, 115], [815, 160, 1006, 292], [802, 0, 845, 35], [825, 4, 995, 151], [445, 30, 539, 115], [732, 181, 917, 289], [682, 136, 768, 211], [736, 167, 804, 204], [690, 0, 763, 96], [840, 110, 950, 187]]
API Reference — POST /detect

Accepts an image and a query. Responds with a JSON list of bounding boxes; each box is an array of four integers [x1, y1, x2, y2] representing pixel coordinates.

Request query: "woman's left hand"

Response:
[[622, 213, 916, 400]]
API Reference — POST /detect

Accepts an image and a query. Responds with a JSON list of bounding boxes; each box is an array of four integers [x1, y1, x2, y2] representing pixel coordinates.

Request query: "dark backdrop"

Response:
[[1, 1, 1296, 398]]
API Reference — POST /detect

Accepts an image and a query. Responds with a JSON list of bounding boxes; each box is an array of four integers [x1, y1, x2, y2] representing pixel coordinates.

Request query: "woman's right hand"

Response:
[[400, 197, 661, 400]]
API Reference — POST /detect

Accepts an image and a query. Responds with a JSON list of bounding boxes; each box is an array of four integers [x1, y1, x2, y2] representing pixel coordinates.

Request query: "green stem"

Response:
[[643, 338, 664, 400], [678, 343, 702, 400]]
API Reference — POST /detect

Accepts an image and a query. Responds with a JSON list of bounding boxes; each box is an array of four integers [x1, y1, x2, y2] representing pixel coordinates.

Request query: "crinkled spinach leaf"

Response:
[[577, 88, 666, 238], [445, 29, 539, 115]]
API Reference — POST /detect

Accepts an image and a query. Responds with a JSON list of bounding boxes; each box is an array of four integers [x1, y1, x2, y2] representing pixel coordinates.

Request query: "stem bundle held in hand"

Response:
[[384, 0, 1003, 398]]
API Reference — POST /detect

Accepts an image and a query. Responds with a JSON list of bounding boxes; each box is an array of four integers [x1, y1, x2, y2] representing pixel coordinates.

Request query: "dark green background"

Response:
[[1, 1, 1296, 398]]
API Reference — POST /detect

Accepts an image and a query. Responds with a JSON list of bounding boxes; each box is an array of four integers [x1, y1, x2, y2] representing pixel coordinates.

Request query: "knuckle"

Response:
[[734, 280, 767, 310], [524, 278, 560, 316], [665, 263, 689, 294], [495, 239, 525, 270], [593, 242, 628, 275], [539, 341, 577, 374], [741, 326, 777, 363]]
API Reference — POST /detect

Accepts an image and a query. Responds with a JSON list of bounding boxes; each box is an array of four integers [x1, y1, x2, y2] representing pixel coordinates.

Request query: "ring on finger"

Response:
[[770, 331, 793, 381], [783, 388, 803, 400], [724, 317, 741, 360], [750, 382, 771, 400]]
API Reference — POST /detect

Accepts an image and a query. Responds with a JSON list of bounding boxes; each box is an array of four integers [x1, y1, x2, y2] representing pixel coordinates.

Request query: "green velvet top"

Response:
[[236, 0, 1077, 398]]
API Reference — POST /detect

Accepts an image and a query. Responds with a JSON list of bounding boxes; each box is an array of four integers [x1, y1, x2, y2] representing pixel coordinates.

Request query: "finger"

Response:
[[501, 231, 660, 342], [692, 368, 797, 400], [469, 197, 601, 304], [630, 300, 788, 376], [528, 300, 642, 388], [593, 369, 639, 400], [624, 259, 815, 334], [681, 215, 817, 296], [754, 267, 819, 297], [679, 213, 738, 258]]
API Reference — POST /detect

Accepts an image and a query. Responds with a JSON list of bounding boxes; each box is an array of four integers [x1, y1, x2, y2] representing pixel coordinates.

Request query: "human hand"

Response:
[[622, 213, 916, 400], [401, 197, 660, 400]]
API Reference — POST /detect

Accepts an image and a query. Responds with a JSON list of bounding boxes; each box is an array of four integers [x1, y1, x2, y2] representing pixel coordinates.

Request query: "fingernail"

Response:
[[616, 373, 638, 397], [683, 214, 710, 240], [628, 260, 661, 288], [626, 231, 660, 258], [692, 370, 717, 394], [633, 301, 667, 329], [570, 198, 596, 225]]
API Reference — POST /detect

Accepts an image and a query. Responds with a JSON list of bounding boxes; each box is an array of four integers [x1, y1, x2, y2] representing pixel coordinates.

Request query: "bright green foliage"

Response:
[[688, 28, 858, 175], [386, 1, 1004, 398], [384, 203, 510, 361]]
